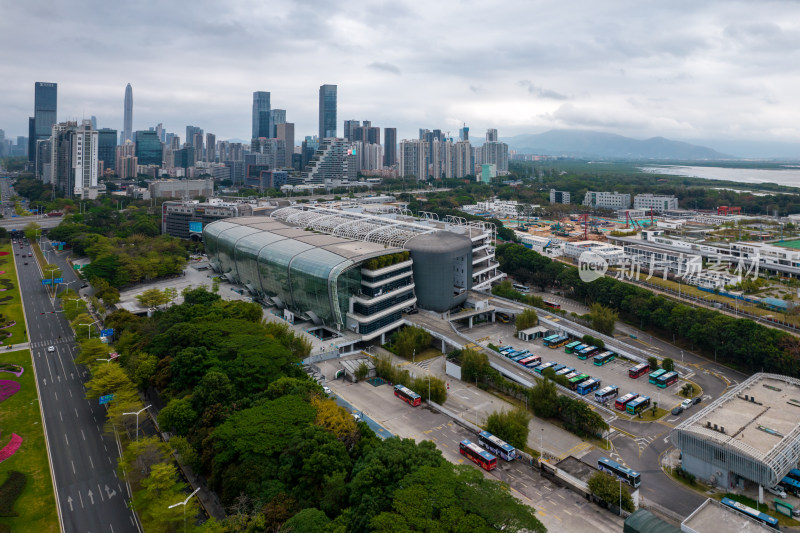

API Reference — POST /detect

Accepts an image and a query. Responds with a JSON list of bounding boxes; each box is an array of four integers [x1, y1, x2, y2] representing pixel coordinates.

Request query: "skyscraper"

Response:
[[343, 120, 360, 141], [270, 109, 286, 138], [276, 123, 295, 167], [135, 130, 163, 166], [252, 91, 271, 139], [383, 128, 397, 168], [123, 83, 133, 143], [205, 133, 216, 162], [97, 128, 117, 171], [29, 82, 57, 162], [318, 84, 337, 140]]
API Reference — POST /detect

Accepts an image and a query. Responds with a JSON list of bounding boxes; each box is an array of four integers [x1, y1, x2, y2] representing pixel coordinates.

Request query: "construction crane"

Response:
[[717, 206, 742, 216]]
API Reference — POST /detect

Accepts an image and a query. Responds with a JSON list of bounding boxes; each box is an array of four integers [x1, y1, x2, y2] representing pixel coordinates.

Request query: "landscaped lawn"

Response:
[[0, 243, 28, 346], [0, 349, 58, 532]]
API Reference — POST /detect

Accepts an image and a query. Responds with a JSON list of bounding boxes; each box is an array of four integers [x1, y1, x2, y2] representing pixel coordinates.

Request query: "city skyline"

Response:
[[3, 1, 800, 148]]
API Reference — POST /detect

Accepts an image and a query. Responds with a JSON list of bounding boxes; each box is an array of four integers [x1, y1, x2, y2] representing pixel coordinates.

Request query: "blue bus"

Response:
[[593, 351, 616, 366], [648, 369, 667, 384], [542, 334, 560, 345], [781, 475, 800, 496], [720, 497, 779, 530], [576, 378, 601, 396], [598, 457, 641, 488], [577, 346, 599, 360], [478, 430, 516, 461], [555, 366, 574, 376], [535, 362, 557, 374], [626, 396, 651, 415], [564, 341, 582, 353], [551, 364, 566, 374], [655, 371, 678, 389], [498, 346, 514, 355], [512, 351, 531, 362]]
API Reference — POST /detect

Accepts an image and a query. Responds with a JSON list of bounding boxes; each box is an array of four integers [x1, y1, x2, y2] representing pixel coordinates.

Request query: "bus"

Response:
[[655, 371, 679, 389], [478, 430, 516, 461], [598, 457, 641, 488], [615, 393, 639, 411], [595, 385, 619, 404], [626, 396, 651, 415], [720, 497, 779, 530], [512, 284, 530, 294], [577, 346, 599, 360], [593, 351, 616, 366], [781, 475, 800, 496], [542, 334, 560, 345], [564, 341, 582, 353], [394, 384, 422, 406], [511, 351, 531, 362], [498, 345, 514, 355], [544, 336, 569, 348], [563, 371, 579, 382], [518, 355, 538, 366], [648, 369, 667, 384], [568, 374, 590, 390], [505, 350, 524, 359], [524, 356, 542, 368], [577, 378, 601, 396], [544, 300, 561, 310], [628, 363, 650, 379], [555, 366, 575, 376], [459, 440, 497, 471], [551, 364, 566, 374], [787, 468, 800, 483], [535, 362, 557, 374]]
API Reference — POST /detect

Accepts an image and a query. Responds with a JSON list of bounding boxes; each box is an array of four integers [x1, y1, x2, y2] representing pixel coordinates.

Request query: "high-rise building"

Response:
[[72, 120, 98, 198], [169, 135, 181, 150], [276, 123, 295, 167], [481, 129, 508, 173], [90, 116, 97, 130], [29, 82, 57, 163], [205, 133, 216, 162], [454, 141, 472, 178], [252, 91, 271, 139], [186, 126, 203, 147], [399, 139, 427, 180], [318, 84, 337, 140], [48, 120, 97, 197], [301, 136, 320, 169], [270, 109, 286, 138], [299, 137, 355, 184], [97, 128, 117, 171], [135, 130, 163, 166], [383, 128, 397, 168], [486, 129, 498, 142], [123, 83, 133, 143], [367, 127, 380, 146], [343, 120, 360, 141], [459, 125, 469, 141]]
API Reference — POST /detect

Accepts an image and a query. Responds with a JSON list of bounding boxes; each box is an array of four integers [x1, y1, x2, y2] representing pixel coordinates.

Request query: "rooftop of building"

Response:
[[682, 498, 777, 533], [676, 373, 800, 463]]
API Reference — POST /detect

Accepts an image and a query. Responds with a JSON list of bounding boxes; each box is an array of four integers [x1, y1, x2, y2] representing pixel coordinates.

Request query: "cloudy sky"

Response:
[[3, 0, 800, 146]]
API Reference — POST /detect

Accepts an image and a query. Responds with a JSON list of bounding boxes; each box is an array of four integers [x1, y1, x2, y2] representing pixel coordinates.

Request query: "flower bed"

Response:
[[0, 380, 20, 403], [0, 434, 23, 463], [0, 364, 23, 378]]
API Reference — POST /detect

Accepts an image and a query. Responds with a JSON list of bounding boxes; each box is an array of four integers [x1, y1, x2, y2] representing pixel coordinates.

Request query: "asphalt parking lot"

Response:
[[462, 320, 693, 414]]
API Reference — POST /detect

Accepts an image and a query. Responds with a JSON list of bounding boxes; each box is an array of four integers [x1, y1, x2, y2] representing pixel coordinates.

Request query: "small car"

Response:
[[23, 262, 28, 265], [767, 486, 787, 498], [671, 406, 683, 416], [323, 386, 332, 395], [27, 253, 32, 257], [692, 397, 702, 406], [681, 399, 693, 410], [47, 346, 55, 353], [352, 413, 362, 422]]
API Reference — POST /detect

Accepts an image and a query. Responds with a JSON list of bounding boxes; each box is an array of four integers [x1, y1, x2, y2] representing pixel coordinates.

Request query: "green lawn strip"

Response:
[[0, 244, 27, 344], [0, 349, 58, 532]]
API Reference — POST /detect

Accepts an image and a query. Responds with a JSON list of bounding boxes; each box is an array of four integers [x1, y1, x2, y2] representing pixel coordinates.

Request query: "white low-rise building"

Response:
[[583, 191, 631, 210], [729, 241, 800, 269], [633, 194, 679, 213], [564, 240, 605, 259], [623, 243, 702, 277], [517, 233, 564, 256]]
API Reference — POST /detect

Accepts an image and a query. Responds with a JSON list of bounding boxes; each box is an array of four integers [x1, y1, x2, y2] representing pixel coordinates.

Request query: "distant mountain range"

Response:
[[501, 130, 734, 160]]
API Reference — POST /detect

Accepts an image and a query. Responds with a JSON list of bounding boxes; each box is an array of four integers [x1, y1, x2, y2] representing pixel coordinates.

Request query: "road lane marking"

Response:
[[81, 429, 86, 441], [64, 433, 69, 446]]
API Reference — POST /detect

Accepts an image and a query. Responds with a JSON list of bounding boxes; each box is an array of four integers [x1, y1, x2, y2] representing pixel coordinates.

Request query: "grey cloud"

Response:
[[550, 104, 649, 130], [518, 80, 568, 100], [368, 62, 401, 75]]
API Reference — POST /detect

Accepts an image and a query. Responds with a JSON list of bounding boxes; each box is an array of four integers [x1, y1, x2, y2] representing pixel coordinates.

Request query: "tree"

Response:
[[529, 376, 558, 419], [461, 349, 491, 384], [157, 398, 198, 435], [486, 408, 531, 450], [588, 471, 634, 512], [280, 508, 331, 533], [136, 288, 170, 309], [354, 362, 369, 381], [647, 356, 659, 371], [515, 308, 538, 332], [680, 383, 695, 398], [589, 302, 617, 335], [42, 263, 62, 282], [134, 463, 194, 533], [392, 326, 431, 359], [662, 357, 675, 372], [23, 221, 41, 241], [311, 396, 358, 443]]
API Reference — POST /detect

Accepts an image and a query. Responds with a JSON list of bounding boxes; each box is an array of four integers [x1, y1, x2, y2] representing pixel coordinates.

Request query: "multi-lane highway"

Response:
[[5, 180, 139, 533]]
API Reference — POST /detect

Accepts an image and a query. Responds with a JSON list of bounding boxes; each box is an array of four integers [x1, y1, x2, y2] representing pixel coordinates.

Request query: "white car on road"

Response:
[[47, 346, 55, 353]]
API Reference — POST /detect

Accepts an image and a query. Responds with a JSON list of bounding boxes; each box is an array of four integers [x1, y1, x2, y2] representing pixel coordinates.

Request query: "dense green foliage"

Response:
[[106, 288, 539, 531], [515, 308, 538, 332], [363, 251, 410, 271], [529, 375, 608, 437], [497, 243, 800, 376], [588, 471, 634, 512], [374, 354, 447, 404], [389, 325, 432, 359], [0, 472, 26, 517], [486, 408, 531, 450]]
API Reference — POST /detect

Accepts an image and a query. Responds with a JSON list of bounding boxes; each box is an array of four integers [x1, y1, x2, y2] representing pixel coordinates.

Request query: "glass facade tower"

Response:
[[252, 91, 271, 139], [318, 84, 337, 140], [134, 130, 163, 166], [29, 82, 57, 162]]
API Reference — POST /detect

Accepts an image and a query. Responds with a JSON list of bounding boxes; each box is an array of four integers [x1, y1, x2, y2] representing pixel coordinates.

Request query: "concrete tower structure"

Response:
[[123, 83, 133, 143]]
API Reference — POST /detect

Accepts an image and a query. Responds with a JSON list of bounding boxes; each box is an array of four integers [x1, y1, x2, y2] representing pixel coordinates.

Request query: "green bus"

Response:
[[568, 374, 590, 390], [648, 369, 667, 384], [565, 341, 582, 353]]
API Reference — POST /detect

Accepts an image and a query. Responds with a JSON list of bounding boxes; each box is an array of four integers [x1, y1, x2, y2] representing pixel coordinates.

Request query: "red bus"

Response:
[[615, 393, 639, 411], [394, 384, 421, 406], [628, 363, 650, 379], [459, 440, 497, 471], [544, 300, 561, 310]]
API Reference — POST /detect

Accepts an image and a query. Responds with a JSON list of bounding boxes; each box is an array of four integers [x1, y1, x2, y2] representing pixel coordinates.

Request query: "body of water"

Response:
[[639, 165, 800, 189]]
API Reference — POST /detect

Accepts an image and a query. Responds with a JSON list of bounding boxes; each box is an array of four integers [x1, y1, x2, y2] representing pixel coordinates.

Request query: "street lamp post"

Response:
[[77, 320, 98, 338], [168, 487, 201, 533], [540, 428, 544, 462], [122, 405, 152, 442], [619, 479, 622, 512], [96, 358, 112, 364]]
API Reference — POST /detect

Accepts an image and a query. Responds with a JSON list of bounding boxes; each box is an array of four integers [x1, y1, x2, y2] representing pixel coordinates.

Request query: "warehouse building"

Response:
[[671, 373, 800, 490]]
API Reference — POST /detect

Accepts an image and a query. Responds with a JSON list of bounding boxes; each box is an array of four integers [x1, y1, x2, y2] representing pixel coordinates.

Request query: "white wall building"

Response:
[[72, 120, 98, 199], [517, 233, 564, 257], [549, 189, 570, 204], [633, 194, 679, 213], [583, 191, 631, 210]]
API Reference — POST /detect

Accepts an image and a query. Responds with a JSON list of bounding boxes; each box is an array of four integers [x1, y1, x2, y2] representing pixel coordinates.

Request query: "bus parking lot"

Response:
[[465, 320, 696, 417]]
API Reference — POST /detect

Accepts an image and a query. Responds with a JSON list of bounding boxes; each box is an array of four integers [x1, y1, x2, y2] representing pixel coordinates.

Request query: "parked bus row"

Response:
[[647, 368, 679, 388], [614, 392, 652, 414], [459, 430, 518, 472]]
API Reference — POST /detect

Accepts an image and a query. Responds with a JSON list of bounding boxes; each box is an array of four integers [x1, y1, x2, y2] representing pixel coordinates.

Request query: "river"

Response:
[[639, 165, 800, 189]]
